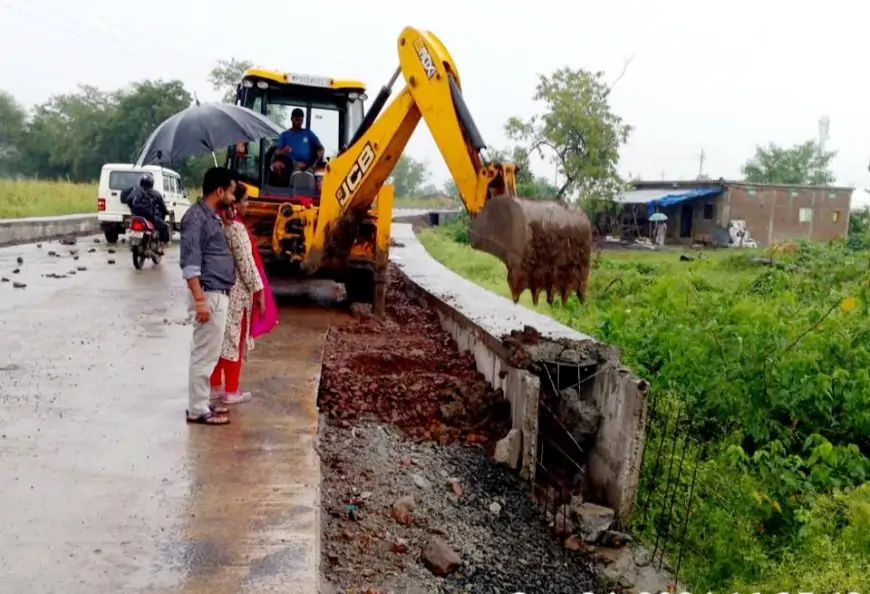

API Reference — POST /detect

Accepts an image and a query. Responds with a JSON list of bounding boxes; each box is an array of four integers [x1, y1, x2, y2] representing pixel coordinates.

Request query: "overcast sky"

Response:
[[2, 0, 869, 206]]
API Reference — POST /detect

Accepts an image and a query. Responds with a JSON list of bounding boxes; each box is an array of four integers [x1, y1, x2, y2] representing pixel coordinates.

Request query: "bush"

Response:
[[440, 212, 470, 244]]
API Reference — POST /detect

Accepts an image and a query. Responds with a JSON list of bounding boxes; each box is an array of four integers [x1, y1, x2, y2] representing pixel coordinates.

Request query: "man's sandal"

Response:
[[186, 411, 230, 425], [209, 404, 229, 415]]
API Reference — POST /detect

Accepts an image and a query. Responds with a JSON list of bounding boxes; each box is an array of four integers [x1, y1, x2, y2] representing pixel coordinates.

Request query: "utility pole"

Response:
[[660, 170, 665, 181], [697, 148, 706, 179]]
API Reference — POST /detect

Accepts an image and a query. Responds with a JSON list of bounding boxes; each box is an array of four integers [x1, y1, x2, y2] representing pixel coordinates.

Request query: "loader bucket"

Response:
[[469, 195, 592, 305]]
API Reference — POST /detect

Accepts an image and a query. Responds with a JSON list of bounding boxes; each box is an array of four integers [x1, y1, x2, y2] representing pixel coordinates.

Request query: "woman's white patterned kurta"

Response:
[[220, 220, 264, 362]]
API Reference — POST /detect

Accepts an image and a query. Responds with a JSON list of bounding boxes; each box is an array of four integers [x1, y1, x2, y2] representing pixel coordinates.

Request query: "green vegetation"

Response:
[[742, 139, 837, 186], [421, 218, 870, 591], [0, 179, 95, 218]]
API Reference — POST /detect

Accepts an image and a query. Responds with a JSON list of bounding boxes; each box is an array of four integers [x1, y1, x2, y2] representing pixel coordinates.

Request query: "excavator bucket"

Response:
[[469, 196, 592, 306]]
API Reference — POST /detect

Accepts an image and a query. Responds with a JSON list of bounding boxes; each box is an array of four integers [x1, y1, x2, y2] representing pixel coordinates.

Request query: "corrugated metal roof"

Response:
[[615, 189, 669, 204], [616, 186, 725, 215]]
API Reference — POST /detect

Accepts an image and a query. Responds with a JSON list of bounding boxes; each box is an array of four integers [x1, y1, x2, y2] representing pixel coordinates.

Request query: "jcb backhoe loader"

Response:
[[227, 26, 591, 314]]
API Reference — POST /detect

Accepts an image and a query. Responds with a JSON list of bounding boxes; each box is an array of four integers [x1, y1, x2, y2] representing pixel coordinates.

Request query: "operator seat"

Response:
[[288, 170, 318, 200]]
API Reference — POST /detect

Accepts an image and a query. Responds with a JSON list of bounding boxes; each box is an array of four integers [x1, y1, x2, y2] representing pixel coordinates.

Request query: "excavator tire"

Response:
[[469, 195, 592, 306]]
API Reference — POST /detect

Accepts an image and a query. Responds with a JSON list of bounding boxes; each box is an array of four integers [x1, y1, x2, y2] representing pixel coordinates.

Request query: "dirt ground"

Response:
[[317, 267, 599, 593]]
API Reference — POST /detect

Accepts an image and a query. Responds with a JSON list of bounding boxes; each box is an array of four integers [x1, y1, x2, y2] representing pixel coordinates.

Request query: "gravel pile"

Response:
[[318, 267, 599, 593], [320, 422, 599, 593]]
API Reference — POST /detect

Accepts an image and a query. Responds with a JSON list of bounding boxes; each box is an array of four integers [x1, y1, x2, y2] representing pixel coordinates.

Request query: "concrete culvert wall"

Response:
[[390, 223, 649, 524], [500, 327, 649, 524]]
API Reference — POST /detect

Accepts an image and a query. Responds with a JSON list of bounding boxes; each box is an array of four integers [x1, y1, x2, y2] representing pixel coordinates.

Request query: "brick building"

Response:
[[615, 179, 854, 247]]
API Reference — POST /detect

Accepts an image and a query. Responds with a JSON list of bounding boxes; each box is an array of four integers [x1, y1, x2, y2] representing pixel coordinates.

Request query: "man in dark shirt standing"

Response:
[[179, 167, 237, 425]]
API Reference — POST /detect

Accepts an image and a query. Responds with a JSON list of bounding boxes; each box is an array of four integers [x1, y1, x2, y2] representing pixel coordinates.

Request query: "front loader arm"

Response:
[[303, 26, 517, 274]]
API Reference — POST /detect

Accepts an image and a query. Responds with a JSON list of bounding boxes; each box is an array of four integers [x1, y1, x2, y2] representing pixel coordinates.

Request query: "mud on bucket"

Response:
[[469, 195, 592, 305]]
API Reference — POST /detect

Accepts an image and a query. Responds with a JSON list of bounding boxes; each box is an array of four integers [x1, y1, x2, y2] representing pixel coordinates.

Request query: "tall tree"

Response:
[[101, 80, 192, 163], [208, 58, 254, 103], [22, 85, 116, 181], [506, 66, 632, 204], [389, 154, 429, 198], [741, 140, 836, 185], [13, 80, 204, 184], [0, 90, 27, 176]]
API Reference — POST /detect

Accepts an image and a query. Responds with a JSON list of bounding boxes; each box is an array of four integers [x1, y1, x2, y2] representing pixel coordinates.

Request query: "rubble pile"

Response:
[[319, 267, 512, 445]]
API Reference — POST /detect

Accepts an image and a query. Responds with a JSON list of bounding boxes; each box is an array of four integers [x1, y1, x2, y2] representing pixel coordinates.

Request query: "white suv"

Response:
[[96, 164, 192, 244]]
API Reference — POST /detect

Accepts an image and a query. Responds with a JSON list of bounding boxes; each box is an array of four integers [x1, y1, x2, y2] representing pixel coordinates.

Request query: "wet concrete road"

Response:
[[0, 237, 332, 593]]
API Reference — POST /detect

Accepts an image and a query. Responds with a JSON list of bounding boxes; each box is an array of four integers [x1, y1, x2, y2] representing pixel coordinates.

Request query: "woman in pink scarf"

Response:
[[209, 183, 278, 403]]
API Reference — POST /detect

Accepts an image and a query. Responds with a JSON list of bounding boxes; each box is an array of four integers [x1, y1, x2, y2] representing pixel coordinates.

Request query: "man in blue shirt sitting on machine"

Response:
[[271, 108, 324, 177]]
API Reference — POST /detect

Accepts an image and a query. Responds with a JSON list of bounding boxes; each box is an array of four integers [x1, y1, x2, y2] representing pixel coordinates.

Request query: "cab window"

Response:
[[347, 97, 365, 140], [234, 96, 264, 183], [310, 106, 340, 157], [162, 176, 171, 193], [266, 101, 306, 130], [263, 98, 306, 162]]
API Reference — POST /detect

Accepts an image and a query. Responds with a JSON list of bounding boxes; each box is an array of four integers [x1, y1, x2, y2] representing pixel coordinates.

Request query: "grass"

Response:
[[0, 178, 96, 218], [418, 227, 760, 324]]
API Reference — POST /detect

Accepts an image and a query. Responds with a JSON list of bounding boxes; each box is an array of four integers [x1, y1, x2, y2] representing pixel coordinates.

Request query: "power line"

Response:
[[2, 3, 141, 61], [2, 3, 214, 92]]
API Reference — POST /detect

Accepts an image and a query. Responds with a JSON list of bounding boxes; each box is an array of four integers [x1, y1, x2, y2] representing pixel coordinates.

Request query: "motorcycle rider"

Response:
[[124, 173, 170, 253]]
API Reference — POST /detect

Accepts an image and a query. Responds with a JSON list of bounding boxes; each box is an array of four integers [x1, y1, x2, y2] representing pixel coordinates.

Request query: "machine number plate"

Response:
[[286, 73, 331, 87]]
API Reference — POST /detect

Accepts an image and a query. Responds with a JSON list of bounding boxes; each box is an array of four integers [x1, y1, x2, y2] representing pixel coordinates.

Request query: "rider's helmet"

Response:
[[139, 173, 155, 190]]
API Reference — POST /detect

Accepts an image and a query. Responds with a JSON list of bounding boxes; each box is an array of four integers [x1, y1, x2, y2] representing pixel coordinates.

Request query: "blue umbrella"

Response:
[[135, 103, 283, 167]]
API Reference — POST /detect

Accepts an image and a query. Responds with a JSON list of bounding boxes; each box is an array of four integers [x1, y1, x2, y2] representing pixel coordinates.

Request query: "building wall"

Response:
[[657, 198, 726, 242], [725, 185, 852, 246]]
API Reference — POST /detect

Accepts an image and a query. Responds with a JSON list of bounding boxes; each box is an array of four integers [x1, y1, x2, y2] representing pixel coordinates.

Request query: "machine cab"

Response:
[[229, 69, 367, 205]]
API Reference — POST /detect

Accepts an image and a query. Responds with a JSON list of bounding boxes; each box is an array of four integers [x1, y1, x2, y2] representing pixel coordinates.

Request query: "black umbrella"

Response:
[[135, 103, 284, 166]]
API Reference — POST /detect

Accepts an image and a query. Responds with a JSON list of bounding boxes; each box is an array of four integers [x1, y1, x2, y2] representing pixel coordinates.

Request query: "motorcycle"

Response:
[[128, 216, 163, 269]]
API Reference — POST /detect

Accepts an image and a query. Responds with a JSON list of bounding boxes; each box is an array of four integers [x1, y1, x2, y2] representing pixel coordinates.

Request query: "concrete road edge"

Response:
[[0, 214, 100, 247]]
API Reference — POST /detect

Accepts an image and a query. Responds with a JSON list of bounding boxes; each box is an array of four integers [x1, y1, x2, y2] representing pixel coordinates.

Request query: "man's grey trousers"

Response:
[[188, 291, 229, 417]]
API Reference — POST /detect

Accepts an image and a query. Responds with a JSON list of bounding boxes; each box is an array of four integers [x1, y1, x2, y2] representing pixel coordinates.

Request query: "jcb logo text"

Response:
[[336, 142, 376, 208]]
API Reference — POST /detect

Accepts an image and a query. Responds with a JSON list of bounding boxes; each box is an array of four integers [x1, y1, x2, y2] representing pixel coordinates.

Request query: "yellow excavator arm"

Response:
[[306, 26, 591, 305]]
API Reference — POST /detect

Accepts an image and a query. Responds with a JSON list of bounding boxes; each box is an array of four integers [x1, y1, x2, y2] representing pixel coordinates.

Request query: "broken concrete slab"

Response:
[[421, 537, 461, 576], [573, 502, 615, 543], [493, 428, 521, 469], [559, 386, 602, 447]]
